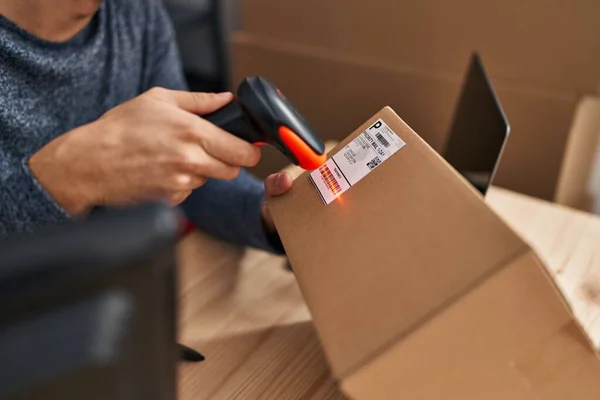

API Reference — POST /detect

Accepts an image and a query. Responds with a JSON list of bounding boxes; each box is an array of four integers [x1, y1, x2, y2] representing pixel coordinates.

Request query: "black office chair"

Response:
[[0, 204, 183, 399], [165, 0, 233, 92]]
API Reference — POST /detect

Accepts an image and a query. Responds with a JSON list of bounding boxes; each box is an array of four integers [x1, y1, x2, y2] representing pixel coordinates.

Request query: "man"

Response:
[[0, 0, 293, 253]]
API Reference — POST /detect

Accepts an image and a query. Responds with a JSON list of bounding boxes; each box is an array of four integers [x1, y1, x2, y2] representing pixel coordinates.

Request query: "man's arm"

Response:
[[146, 0, 284, 254], [0, 152, 72, 238], [180, 170, 284, 253]]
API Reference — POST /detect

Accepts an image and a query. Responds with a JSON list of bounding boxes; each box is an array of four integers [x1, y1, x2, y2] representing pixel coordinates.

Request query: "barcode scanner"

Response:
[[203, 76, 327, 170]]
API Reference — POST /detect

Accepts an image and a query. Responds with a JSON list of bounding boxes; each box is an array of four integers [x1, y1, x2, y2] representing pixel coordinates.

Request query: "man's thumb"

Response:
[[168, 91, 234, 115]]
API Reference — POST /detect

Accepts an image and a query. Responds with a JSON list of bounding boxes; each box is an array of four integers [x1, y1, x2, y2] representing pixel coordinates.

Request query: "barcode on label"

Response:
[[366, 157, 382, 170], [319, 164, 342, 194], [375, 132, 390, 148]]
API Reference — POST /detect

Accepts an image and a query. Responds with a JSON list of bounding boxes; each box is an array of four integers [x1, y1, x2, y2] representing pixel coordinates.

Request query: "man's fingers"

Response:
[[174, 145, 242, 181], [159, 90, 260, 168], [261, 172, 293, 232], [264, 172, 293, 197], [189, 118, 261, 168], [161, 173, 207, 193], [165, 90, 234, 115], [167, 190, 193, 206]]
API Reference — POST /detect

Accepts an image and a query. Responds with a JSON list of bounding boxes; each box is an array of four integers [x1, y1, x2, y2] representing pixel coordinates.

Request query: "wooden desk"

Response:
[[177, 186, 600, 400]]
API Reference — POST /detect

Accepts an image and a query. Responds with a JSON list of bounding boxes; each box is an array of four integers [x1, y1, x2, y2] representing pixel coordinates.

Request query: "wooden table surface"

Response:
[[176, 185, 600, 400]]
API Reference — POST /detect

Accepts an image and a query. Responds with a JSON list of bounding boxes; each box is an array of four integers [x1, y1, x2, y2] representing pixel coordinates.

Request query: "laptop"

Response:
[[441, 52, 510, 196], [0, 204, 181, 400]]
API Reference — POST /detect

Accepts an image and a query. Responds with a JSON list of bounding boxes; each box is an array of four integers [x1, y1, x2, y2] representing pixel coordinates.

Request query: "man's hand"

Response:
[[28, 88, 261, 215], [261, 172, 293, 232]]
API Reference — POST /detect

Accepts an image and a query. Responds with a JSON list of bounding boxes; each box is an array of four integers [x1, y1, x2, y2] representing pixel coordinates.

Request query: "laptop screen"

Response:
[[442, 53, 510, 196]]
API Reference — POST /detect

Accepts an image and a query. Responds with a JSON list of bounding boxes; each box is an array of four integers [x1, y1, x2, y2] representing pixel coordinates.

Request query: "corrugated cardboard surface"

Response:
[[240, 0, 600, 94], [342, 251, 592, 400], [268, 107, 600, 399], [232, 34, 578, 200], [268, 107, 526, 379]]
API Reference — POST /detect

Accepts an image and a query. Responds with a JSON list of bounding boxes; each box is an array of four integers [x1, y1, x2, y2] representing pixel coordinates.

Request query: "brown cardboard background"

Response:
[[232, 34, 579, 200], [555, 98, 600, 210], [268, 107, 526, 379], [240, 0, 600, 94]]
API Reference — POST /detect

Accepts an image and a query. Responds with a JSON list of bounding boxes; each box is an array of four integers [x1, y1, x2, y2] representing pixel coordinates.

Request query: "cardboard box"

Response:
[[555, 97, 600, 212], [240, 0, 600, 94], [268, 107, 600, 399], [232, 33, 579, 201]]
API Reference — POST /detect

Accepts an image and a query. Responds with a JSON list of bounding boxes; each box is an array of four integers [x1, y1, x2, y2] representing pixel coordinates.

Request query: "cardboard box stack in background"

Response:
[[555, 97, 600, 213], [269, 107, 600, 399], [232, 0, 600, 205]]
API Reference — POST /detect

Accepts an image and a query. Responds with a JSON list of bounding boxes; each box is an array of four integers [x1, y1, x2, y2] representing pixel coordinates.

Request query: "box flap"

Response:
[[485, 187, 600, 352], [268, 107, 527, 378], [341, 250, 599, 399]]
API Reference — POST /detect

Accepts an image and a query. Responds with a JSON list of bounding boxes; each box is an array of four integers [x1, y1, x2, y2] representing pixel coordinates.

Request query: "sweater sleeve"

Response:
[[180, 170, 284, 254], [0, 154, 73, 238], [145, 1, 284, 254]]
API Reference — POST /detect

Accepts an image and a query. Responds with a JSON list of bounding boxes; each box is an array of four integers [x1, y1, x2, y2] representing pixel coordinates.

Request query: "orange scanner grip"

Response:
[[278, 126, 327, 170]]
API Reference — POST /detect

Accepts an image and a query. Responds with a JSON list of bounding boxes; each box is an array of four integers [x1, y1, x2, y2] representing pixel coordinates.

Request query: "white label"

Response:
[[310, 118, 405, 204]]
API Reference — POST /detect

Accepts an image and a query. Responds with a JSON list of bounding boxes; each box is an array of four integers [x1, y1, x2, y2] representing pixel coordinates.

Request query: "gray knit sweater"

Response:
[[0, 0, 282, 253]]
